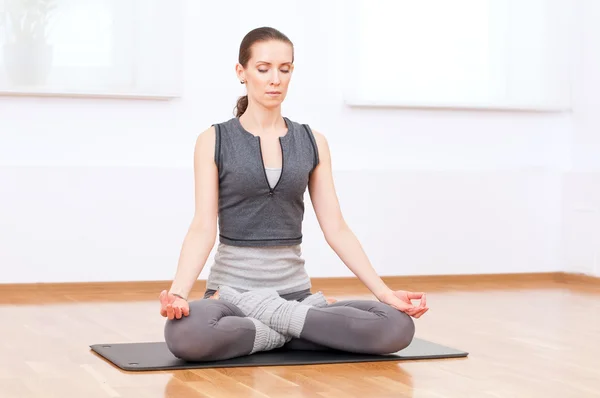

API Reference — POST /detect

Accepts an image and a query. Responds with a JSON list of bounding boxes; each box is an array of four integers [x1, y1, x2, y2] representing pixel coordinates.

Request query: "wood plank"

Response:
[[0, 276, 599, 397]]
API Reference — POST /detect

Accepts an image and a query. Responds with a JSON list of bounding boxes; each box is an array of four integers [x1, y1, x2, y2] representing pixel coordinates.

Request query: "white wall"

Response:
[[561, 0, 600, 276], [0, 0, 582, 283]]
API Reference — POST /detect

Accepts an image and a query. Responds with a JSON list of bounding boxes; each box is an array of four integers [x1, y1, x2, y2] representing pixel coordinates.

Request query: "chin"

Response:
[[263, 99, 285, 108]]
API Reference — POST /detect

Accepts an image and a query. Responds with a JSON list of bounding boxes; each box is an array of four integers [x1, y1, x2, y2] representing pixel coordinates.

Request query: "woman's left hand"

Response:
[[378, 290, 429, 318]]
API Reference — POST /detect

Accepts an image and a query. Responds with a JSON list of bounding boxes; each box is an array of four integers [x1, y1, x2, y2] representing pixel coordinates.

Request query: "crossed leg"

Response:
[[164, 288, 415, 362]]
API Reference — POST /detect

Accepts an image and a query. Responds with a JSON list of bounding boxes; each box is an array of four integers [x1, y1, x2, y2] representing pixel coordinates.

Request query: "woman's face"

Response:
[[237, 40, 294, 110]]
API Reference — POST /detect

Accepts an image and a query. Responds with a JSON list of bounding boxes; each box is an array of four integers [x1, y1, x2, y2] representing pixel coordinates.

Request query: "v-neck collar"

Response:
[[234, 117, 293, 141], [232, 117, 294, 195]]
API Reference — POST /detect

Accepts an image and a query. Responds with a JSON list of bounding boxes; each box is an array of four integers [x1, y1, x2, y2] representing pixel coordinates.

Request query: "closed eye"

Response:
[[258, 69, 291, 73]]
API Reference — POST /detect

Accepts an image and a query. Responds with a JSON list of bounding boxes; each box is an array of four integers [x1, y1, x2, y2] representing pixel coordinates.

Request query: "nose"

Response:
[[271, 70, 281, 86]]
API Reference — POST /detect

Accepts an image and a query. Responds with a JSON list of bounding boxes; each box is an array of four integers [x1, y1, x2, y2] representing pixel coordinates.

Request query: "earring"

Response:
[[240, 80, 245, 84]]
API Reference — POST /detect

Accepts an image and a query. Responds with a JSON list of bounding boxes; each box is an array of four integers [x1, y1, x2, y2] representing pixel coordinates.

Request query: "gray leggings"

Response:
[[164, 289, 415, 362]]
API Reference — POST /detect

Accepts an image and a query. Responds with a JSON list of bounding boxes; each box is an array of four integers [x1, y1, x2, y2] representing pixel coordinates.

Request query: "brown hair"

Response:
[[235, 27, 294, 118]]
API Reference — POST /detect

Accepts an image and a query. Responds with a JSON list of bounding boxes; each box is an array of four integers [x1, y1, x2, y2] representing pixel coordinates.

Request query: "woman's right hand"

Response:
[[159, 290, 190, 320]]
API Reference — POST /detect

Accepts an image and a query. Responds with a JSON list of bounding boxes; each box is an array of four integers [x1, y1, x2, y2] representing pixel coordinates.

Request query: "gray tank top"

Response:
[[214, 117, 319, 247], [206, 166, 312, 294]]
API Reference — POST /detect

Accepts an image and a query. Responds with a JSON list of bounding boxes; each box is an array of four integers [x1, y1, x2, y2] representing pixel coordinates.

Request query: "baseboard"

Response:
[[559, 272, 600, 285], [1, 272, 597, 297]]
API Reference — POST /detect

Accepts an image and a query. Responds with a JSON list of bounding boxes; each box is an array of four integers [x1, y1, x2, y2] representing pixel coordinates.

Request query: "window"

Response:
[[0, 0, 182, 99], [345, 0, 574, 111]]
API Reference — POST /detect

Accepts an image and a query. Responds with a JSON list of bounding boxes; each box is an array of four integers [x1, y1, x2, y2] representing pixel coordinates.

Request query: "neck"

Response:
[[240, 101, 285, 135]]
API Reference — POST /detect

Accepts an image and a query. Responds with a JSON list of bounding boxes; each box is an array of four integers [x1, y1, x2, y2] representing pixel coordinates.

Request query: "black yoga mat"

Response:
[[90, 338, 468, 371]]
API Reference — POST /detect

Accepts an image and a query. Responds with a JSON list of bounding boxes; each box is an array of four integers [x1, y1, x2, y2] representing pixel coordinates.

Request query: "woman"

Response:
[[159, 27, 429, 362]]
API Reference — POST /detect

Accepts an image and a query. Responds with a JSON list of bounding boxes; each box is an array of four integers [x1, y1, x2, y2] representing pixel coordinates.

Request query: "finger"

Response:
[[419, 293, 427, 308], [412, 307, 429, 319], [182, 305, 190, 317], [406, 307, 421, 317], [160, 302, 168, 317], [174, 306, 182, 319], [167, 304, 174, 320], [159, 291, 168, 317], [404, 304, 425, 316], [159, 290, 168, 306], [388, 297, 412, 311], [395, 303, 416, 314], [406, 291, 425, 300]]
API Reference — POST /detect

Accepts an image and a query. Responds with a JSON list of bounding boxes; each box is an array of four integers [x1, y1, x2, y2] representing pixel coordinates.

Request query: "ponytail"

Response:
[[235, 95, 249, 118]]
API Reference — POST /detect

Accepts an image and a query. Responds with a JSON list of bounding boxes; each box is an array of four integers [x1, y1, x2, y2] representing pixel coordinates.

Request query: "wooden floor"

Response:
[[1, 274, 599, 398]]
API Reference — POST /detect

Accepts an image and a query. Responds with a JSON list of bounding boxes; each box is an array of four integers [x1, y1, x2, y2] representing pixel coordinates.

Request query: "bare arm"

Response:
[[168, 126, 219, 300], [307, 130, 392, 300]]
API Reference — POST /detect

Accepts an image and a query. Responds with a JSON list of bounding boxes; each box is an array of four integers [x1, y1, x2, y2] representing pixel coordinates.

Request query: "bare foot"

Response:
[[326, 297, 338, 304], [209, 290, 220, 300]]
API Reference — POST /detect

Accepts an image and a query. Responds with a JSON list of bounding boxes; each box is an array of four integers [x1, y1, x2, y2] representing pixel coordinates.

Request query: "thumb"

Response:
[[386, 295, 414, 311], [159, 290, 170, 306], [159, 290, 168, 317]]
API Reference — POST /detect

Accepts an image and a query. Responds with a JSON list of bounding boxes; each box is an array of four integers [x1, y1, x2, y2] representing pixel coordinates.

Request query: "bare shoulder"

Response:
[[310, 128, 326, 144], [309, 128, 331, 161], [194, 125, 216, 160], [196, 125, 216, 146]]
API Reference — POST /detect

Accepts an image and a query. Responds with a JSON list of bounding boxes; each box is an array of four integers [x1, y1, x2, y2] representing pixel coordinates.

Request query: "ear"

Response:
[[235, 63, 246, 83]]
